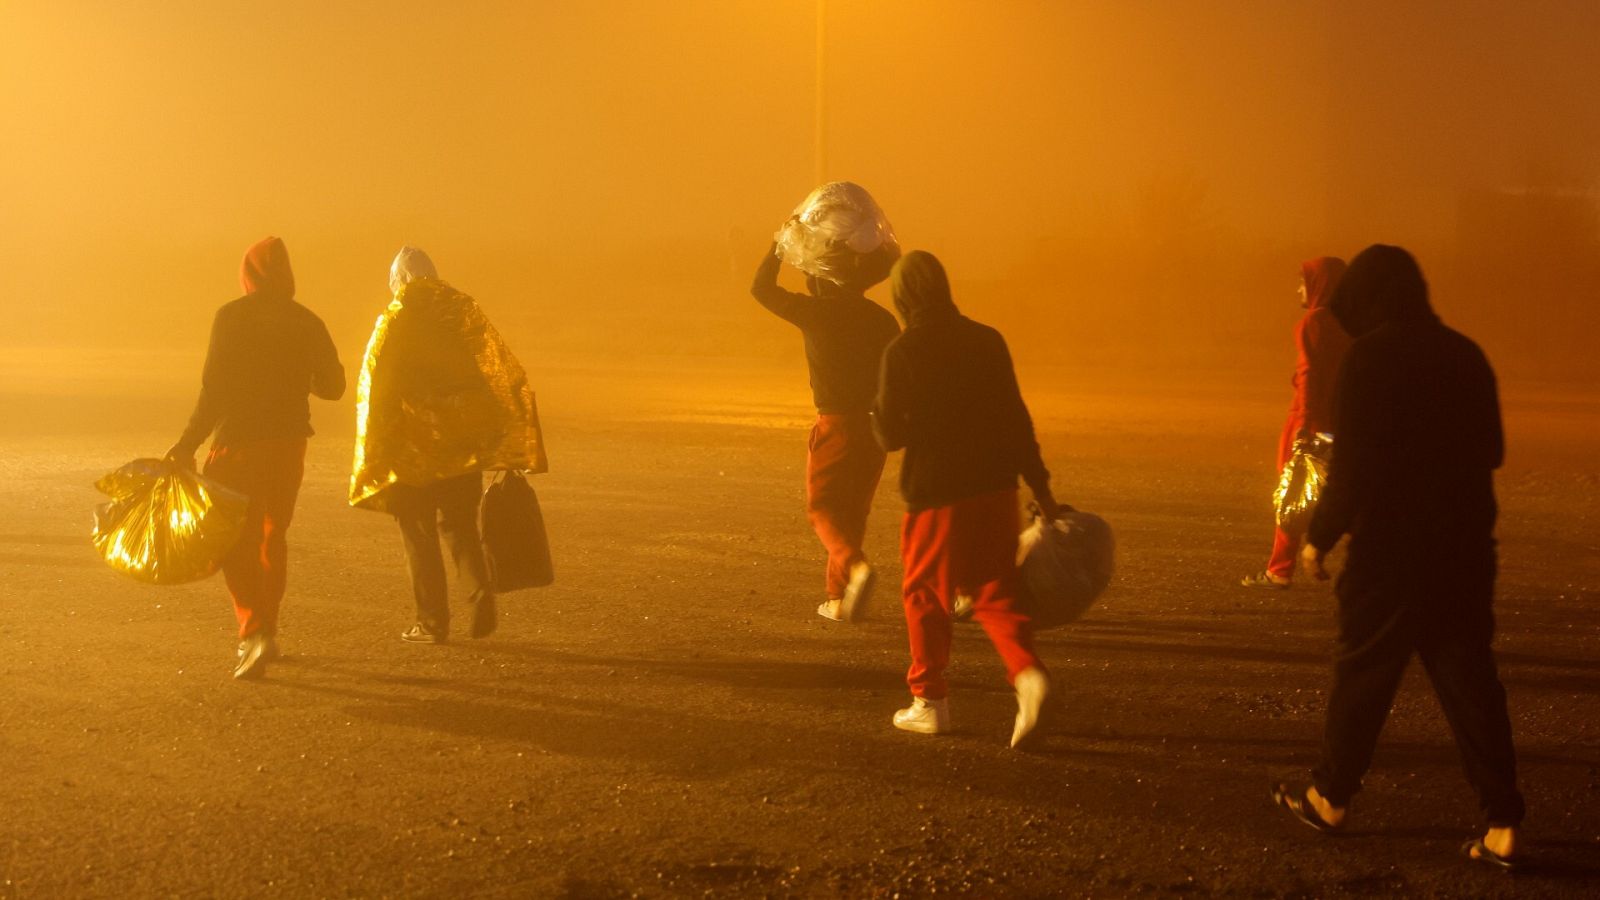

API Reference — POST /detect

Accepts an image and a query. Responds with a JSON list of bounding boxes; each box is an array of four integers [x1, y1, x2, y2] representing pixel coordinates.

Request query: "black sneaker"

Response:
[[401, 623, 446, 644]]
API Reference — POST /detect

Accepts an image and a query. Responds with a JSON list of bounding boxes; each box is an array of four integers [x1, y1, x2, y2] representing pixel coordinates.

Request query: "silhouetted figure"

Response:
[[349, 247, 546, 644], [752, 242, 900, 623], [1274, 245, 1525, 870], [872, 250, 1060, 748], [167, 236, 345, 680], [1242, 257, 1351, 589]]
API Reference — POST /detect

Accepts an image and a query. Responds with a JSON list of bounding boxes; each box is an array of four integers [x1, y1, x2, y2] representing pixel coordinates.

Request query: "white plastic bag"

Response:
[[1016, 508, 1115, 629], [774, 181, 900, 287]]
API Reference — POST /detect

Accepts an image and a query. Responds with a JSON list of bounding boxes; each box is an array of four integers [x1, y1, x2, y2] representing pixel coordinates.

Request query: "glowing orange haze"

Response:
[[3, 0, 1598, 433]]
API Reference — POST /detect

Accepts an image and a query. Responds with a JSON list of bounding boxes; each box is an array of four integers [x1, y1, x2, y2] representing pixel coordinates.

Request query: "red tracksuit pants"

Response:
[[901, 488, 1043, 699], [204, 437, 307, 639], [806, 413, 886, 600], [1267, 414, 1305, 579]]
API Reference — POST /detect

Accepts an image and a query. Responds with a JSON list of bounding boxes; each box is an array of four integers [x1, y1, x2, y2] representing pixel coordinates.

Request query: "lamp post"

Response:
[[814, 0, 826, 185]]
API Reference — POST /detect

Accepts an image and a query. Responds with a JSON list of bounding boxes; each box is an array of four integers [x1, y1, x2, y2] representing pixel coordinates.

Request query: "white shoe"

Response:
[[237, 636, 280, 662], [233, 634, 270, 680], [952, 592, 975, 621], [1010, 667, 1050, 749], [893, 696, 951, 735], [838, 561, 875, 623], [816, 599, 845, 622]]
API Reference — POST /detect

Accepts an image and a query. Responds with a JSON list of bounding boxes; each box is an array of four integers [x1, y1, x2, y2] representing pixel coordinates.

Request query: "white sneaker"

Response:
[[233, 634, 270, 680], [816, 599, 845, 622], [838, 561, 875, 623], [1010, 667, 1050, 749], [893, 696, 951, 735]]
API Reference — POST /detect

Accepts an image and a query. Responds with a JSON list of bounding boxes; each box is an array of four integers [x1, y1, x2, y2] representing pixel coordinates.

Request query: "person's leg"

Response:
[[901, 507, 954, 700], [806, 415, 864, 601], [253, 438, 306, 639], [1310, 567, 1417, 809], [1417, 556, 1525, 832], [958, 490, 1043, 682], [436, 472, 495, 638], [1252, 415, 1303, 586], [204, 444, 267, 640], [391, 485, 450, 636]]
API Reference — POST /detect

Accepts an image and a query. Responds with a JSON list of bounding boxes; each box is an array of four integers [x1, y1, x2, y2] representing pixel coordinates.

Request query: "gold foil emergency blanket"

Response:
[[1274, 434, 1333, 530], [349, 277, 546, 512], [91, 458, 248, 584]]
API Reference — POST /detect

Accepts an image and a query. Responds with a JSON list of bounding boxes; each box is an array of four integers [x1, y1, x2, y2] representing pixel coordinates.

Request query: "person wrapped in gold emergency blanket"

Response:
[[350, 246, 546, 643]]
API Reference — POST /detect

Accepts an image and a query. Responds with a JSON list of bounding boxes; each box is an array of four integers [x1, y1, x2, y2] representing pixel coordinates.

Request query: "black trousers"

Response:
[[1312, 549, 1524, 827], [390, 473, 492, 634]]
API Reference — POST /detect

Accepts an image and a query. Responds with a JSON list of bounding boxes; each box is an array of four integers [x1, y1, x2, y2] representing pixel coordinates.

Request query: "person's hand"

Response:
[[1300, 542, 1330, 580], [1035, 492, 1062, 522], [164, 444, 196, 471]]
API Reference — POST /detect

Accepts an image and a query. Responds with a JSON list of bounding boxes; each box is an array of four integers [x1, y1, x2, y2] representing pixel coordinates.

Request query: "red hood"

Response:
[[241, 236, 294, 300], [1301, 256, 1346, 311]]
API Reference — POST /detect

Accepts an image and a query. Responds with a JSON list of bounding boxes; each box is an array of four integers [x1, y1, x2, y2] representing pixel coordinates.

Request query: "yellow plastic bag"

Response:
[[1274, 434, 1333, 531], [92, 458, 249, 585]]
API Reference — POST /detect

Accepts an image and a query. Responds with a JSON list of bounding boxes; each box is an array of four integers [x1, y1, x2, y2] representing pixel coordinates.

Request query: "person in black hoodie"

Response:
[[752, 242, 901, 623], [1272, 245, 1524, 870], [873, 250, 1060, 748], [166, 237, 345, 680]]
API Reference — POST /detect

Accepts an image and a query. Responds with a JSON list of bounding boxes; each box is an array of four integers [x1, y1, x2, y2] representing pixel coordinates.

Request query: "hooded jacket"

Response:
[[872, 251, 1050, 510], [751, 244, 900, 414], [349, 247, 546, 512], [1290, 256, 1352, 434], [1306, 245, 1503, 560], [175, 237, 345, 453]]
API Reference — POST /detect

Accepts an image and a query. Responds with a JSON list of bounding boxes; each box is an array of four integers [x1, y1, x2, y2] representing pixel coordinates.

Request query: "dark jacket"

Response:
[[872, 251, 1049, 511], [1307, 245, 1502, 561], [176, 237, 345, 453], [751, 247, 900, 415]]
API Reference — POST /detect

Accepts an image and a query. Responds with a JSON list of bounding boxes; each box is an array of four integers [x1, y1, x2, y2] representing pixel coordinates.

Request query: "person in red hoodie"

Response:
[[167, 237, 345, 679], [1241, 257, 1351, 589]]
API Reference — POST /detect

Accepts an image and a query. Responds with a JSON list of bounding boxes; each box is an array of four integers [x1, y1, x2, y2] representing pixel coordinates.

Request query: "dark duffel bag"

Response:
[[479, 471, 553, 591], [1016, 506, 1114, 629]]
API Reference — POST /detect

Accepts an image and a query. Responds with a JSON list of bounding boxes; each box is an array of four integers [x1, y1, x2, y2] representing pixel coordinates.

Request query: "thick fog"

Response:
[[4, 0, 1598, 433]]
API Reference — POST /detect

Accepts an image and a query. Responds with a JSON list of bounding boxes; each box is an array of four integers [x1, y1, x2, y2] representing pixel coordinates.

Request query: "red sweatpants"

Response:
[[806, 414, 886, 599], [1268, 414, 1305, 579], [901, 488, 1042, 699], [204, 437, 307, 639]]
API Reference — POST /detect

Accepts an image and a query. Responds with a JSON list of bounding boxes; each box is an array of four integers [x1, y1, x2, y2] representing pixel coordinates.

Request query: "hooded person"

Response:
[[350, 246, 546, 644], [751, 220, 901, 624], [167, 236, 346, 680], [871, 250, 1060, 749], [1242, 256, 1352, 588], [1273, 245, 1525, 870]]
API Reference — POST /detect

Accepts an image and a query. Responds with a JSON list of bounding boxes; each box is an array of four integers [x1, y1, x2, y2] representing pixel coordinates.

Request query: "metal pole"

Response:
[[814, 0, 826, 186]]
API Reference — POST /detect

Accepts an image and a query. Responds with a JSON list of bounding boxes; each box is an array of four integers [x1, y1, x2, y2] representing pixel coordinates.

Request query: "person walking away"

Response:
[[872, 250, 1061, 748], [1242, 256, 1350, 589], [166, 236, 345, 680], [1273, 245, 1525, 870], [752, 242, 900, 623], [349, 247, 546, 644]]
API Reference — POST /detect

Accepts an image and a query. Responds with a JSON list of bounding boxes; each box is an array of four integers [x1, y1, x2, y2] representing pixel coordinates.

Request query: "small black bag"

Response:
[[479, 471, 554, 591]]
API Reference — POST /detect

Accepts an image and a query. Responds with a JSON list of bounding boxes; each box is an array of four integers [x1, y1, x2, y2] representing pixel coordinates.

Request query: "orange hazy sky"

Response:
[[3, 1, 1598, 380]]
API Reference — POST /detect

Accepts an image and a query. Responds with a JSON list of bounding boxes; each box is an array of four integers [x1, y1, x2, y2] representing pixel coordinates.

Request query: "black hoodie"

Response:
[[872, 251, 1050, 511], [1306, 245, 1503, 561]]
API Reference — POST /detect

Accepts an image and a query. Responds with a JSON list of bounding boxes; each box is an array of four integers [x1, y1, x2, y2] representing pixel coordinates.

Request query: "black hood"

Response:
[[890, 250, 959, 327], [1329, 244, 1436, 337]]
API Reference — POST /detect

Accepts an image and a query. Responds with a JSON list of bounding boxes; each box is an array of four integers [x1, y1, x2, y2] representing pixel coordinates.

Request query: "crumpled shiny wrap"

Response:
[[774, 181, 901, 287], [350, 277, 546, 512], [91, 458, 248, 585], [1275, 433, 1333, 530]]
